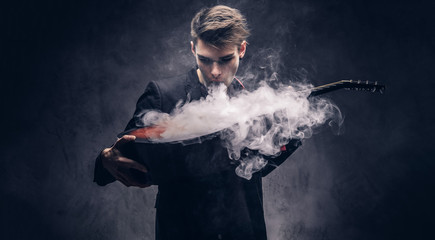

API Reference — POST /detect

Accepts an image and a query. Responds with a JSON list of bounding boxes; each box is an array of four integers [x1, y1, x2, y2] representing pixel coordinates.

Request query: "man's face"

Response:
[[191, 39, 246, 87]]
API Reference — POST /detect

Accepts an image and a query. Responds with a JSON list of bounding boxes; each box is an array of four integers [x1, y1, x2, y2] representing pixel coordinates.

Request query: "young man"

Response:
[[94, 5, 299, 240]]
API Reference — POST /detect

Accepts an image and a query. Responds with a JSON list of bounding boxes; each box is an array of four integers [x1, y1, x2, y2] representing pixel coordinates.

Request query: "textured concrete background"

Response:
[[2, 0, 435, 239]]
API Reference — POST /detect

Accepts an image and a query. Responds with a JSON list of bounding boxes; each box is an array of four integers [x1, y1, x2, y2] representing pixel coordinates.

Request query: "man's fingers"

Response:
[[116, 168, 150, 188], [116, 156, 148, 173], [113, 135, 136, 149], [136, 183, 151, 188], [114, 172, 131, 187], [128, 161, 148, 173]]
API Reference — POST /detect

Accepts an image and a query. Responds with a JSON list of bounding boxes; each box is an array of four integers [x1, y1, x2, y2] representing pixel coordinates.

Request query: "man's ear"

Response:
[[239, 40, 247, 59], [190, 41, 196, 55]]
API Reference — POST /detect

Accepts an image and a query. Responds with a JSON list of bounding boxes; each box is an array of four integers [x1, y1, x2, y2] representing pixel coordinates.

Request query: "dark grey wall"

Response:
[[2, 0, 434, 239]]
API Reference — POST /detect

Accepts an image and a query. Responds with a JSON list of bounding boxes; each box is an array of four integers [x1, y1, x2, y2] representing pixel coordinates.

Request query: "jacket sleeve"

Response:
[[93, 151, 116, 186], [124, 81, 162, 131], [261, 139, 302, 177], [93, 81, 162, 186]]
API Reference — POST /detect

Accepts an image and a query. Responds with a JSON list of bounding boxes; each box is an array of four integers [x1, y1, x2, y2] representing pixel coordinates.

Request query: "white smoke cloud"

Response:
[[139, 82, 341, 179]]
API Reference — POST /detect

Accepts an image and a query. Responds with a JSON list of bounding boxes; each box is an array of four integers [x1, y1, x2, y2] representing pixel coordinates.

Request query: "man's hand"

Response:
[[101, 135, 151, 188]]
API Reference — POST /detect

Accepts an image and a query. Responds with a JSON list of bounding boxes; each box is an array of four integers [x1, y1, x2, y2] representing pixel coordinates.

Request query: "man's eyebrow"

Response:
[[220, 54, 235, 59], [197, 54, 235, 60], [197, 54, 210, 60]]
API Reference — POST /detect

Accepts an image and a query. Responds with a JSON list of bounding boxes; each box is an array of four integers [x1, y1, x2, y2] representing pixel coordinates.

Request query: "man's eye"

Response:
[[199, 58, 212, 64], [219, 58, 233, 64], [220, 57, 233, 63]]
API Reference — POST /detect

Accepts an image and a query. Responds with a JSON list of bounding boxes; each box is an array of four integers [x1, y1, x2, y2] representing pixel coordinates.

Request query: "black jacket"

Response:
[[94, 68, 300, 240]]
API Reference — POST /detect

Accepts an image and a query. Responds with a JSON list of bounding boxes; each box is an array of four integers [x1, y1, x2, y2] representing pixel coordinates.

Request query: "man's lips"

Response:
[[210, 78, 223, 82]]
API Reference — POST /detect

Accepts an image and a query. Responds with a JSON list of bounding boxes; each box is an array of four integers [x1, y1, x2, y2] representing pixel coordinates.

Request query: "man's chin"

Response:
[[208, 81, 224, 87]]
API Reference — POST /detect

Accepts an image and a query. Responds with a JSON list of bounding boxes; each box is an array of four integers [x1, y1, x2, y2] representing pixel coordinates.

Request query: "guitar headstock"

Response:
[[340, 80, 385, 94], [309, 80, 386, 97]]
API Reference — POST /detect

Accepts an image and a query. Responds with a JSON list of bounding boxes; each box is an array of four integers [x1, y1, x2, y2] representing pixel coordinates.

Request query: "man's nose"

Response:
[[211, 62, 221, 78]]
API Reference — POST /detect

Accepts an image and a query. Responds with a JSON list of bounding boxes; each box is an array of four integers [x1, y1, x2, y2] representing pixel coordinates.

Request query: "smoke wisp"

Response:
[[139, 82, 341, 179]]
